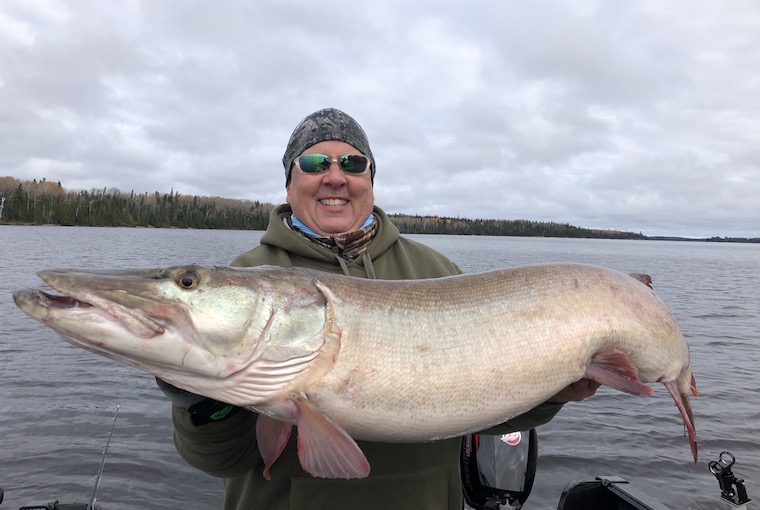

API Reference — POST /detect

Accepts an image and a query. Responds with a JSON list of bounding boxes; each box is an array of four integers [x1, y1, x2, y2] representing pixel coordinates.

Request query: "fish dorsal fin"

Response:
[[690, 374, 699, 396], [292, 394, 370, 479], [628, 272, 653, 288]]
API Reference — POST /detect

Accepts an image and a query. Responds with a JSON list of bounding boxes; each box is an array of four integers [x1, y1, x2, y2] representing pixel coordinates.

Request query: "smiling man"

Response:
[[287, 139, 375, 237], [283, 109, 376, 238], [164, 107, 598, 510]]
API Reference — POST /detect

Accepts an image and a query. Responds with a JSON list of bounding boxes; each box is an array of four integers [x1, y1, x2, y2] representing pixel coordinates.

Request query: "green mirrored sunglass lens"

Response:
[[299, 154, 331, 173], [340, 155, 368, 173]]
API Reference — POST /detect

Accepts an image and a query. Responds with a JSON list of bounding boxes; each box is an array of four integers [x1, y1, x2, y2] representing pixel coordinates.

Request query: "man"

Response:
[[162, 108, 599, 509]]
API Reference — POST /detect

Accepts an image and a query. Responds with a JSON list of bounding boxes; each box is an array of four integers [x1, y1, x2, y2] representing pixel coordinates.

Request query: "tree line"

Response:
[[0, 177, 272, 230], [388, 214, 645, 239], [1, 176, 645, 239]]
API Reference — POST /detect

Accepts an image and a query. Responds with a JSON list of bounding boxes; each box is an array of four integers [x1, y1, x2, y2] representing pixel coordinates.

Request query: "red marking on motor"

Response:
[[500, 432, 522, 446]]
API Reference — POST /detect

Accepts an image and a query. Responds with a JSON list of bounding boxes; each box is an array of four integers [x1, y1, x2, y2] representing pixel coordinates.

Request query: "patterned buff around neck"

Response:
[[287, 216, 379, 262]]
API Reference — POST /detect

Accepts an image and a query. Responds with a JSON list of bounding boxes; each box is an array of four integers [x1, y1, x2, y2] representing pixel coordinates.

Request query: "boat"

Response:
[[1, 430, 751, 509], [461, 429, 751, 510]]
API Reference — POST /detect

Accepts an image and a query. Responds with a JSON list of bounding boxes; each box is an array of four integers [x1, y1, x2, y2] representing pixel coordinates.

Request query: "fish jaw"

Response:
[[13, 266, 244, 384], [11, 273, 216, 380], [13, 265, 339, 409], [15, 274, 166, 338]]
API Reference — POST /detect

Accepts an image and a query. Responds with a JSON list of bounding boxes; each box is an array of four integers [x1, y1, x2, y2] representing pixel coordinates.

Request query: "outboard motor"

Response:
[[461, 429, 538, 510]]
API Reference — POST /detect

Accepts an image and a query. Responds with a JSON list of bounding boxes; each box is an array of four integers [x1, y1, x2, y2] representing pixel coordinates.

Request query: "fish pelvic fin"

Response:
[[664, 379, 699, 464], [584, 348, 653, 396], [292, 394, 370, 479], [256, 415, 293, 481]]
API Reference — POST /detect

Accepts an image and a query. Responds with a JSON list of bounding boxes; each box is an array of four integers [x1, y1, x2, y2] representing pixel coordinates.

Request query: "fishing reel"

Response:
[[710, 451, 751, 508]]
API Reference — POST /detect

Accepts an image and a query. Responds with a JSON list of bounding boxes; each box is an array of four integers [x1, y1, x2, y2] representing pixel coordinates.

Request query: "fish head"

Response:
[[13, 265, 332, 404]]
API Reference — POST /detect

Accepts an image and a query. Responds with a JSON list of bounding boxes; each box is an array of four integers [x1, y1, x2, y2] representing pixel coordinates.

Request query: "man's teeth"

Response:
[[320, 199, 348, 206]]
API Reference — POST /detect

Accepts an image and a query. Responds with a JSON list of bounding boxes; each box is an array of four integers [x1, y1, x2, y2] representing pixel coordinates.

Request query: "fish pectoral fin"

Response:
[[584, 348, 653, 396], [292, 396, 370, 479], [664, 380, 699, 464], [256, 415, 294, 481]]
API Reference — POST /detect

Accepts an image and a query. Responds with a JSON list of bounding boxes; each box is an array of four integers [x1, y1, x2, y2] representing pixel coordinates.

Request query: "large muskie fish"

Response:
[[13, 263, 698, 479]]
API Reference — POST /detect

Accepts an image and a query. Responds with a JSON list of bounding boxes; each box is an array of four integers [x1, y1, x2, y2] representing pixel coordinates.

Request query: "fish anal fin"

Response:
[[256, 414, 293, 481], [292, 395, 370, 479], [664, 380, 699, 464], [584, 348, 653, 396]]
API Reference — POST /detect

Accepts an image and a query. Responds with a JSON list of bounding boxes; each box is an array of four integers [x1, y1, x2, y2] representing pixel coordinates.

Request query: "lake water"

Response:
[[1, 226, 758, 509]]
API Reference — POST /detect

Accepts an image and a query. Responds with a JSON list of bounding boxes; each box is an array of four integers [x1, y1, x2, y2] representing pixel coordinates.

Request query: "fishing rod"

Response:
[[87, 405, 120, 510]]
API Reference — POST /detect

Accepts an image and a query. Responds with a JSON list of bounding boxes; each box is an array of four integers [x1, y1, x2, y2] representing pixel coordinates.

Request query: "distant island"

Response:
[[1, 177, 757, 243]]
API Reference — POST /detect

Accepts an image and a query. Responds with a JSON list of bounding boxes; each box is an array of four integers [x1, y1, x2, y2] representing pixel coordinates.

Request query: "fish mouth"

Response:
[[14, 265, 229, 382], [29, 288, 94, 310], [14, 271, 167, 338]]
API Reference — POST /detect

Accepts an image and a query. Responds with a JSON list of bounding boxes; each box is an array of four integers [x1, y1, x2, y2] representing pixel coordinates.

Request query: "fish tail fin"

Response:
[[664, 376, 699, 464], [292, 395, 370, 479], [584, 348, 653, 396]]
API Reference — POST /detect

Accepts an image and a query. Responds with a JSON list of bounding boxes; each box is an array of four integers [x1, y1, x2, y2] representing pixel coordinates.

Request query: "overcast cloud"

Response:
[[1, 0, 759, 237]]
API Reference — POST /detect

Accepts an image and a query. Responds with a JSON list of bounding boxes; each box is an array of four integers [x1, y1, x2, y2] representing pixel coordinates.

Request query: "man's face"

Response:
[[286, 140, 375, 236]]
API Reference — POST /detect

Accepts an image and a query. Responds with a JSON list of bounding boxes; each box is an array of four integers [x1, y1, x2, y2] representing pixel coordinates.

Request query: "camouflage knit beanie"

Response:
[[283, 108, 376, 184]]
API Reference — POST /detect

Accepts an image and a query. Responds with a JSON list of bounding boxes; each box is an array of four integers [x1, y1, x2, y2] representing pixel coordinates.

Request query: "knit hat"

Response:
[[282, 108, 376, 184]]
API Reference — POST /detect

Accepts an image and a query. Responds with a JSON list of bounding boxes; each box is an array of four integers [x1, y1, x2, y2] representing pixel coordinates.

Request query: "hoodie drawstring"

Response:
[[361, 251, 376, 279], [336, 256, 351, 276], [335, 252, 377, 279]]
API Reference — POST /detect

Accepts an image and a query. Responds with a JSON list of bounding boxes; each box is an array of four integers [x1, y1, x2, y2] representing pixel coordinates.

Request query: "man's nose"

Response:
[[322, 160, 347, 185]]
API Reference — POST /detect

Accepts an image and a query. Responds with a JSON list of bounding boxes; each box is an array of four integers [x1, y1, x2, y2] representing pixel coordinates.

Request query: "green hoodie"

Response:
[[171, 204, 563, 510]]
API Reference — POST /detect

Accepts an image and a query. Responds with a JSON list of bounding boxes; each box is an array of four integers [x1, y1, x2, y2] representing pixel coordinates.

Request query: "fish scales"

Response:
[[304, 263, 687, 441]]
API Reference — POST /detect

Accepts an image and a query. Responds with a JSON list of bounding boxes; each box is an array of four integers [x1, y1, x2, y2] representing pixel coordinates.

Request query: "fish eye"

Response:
[[177, 270, 200, 289]]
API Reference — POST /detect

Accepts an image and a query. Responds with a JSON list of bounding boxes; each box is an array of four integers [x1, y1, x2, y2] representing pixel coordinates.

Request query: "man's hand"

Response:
[[547, 378, 601, 403], [156, 377, 207, 408], [156, 377, 239, 426]]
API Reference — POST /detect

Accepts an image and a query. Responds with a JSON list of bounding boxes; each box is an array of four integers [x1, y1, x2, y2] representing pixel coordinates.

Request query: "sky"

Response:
[[1, 1, 759, 238]]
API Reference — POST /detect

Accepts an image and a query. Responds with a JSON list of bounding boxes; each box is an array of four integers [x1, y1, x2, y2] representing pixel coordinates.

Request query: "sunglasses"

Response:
[[295, 153, 370, 175]]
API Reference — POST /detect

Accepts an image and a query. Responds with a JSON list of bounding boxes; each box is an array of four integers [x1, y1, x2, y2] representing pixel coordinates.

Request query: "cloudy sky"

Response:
[[1, 1, 759, 238]]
